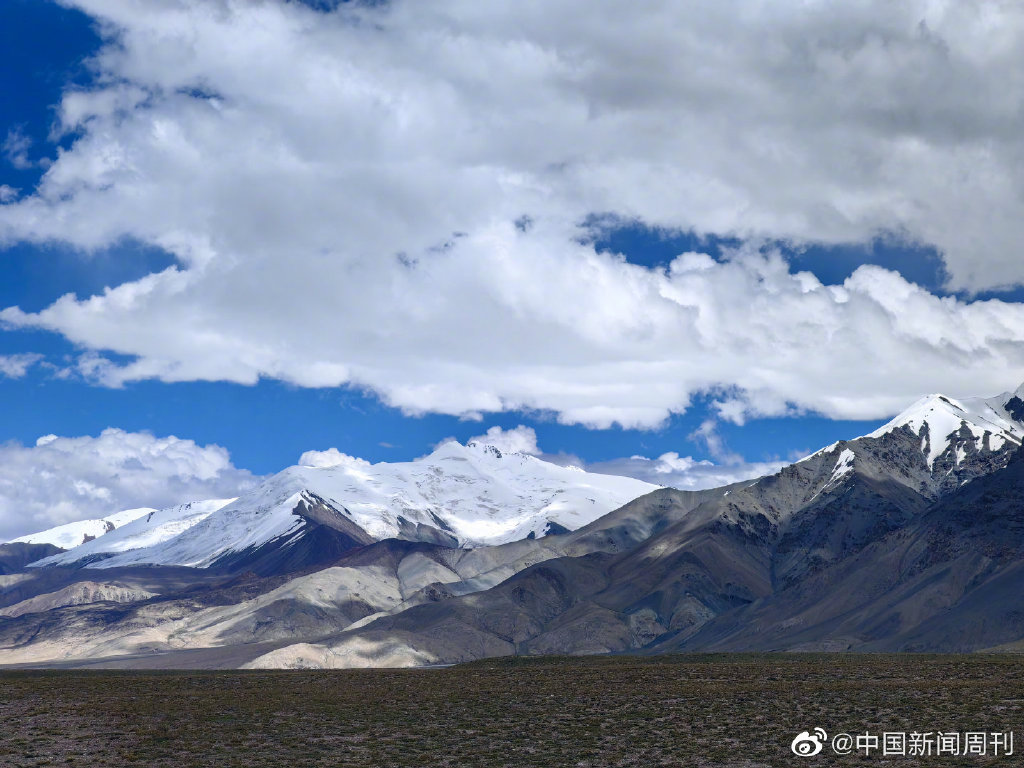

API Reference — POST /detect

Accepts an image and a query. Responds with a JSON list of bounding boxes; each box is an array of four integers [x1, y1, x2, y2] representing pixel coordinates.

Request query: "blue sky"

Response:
[[3, 0, 1024, 538]]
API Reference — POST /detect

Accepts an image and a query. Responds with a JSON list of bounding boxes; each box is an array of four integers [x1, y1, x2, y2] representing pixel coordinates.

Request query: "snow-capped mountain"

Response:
[[20, 387, 1024, 575], [868, 385, 1024, 467], [26, 440, 660, 571], [31, 500, 236, 568], [293, 440, 660, 545], [9, 508, 155, 549], [8, 383, 1024, 669], [802, 384, 1024, 498]]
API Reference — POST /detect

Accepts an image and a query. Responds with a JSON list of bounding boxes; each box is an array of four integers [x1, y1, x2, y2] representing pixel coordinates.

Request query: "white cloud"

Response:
[[2, 129, 33, 170], [0, 428, 258, 541], [0, 353, 42, 379], [313, 424, 776, 493], [2, 1, 1024, 426], [688, 419, 743, 465], [589, 452, 787, 492], [0, 186, 18, 203], [516, 426, 782, 489], [297, 447, 371, 470], [467, 425, 541, 455]]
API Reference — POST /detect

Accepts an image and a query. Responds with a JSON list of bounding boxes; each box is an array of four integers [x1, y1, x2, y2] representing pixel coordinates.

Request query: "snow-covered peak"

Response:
[[278, 441, 659, 546], [868, 388, 1024, 467], [428, 439, 529, 463], [31, 499, 235, 568], [466, 439, 533, 458], [31, 442, 661, 570], [10, 507, 155, 550]]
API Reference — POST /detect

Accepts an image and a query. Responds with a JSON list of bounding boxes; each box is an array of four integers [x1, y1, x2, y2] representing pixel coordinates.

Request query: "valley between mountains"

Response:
[[4, 385, 1024, 669]]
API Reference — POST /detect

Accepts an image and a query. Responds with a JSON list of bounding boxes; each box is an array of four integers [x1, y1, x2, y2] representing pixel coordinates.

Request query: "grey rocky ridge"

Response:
[[2, 384, 1024, 668]]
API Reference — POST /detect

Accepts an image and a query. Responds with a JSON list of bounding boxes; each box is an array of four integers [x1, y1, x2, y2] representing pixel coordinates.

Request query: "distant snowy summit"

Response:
[[10, 507, 156, 550], [30, 500, 237, 568], [28, 439, 661, 570]]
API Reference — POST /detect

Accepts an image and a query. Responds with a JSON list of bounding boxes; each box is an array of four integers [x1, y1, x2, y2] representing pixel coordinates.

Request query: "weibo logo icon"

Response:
[[791, 728, 827, 757]]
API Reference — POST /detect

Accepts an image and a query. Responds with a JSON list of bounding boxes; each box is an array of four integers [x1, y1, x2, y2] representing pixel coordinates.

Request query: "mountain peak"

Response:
[[27, 440, 660, 569], [868, 388, 1024, 468], [464, 440, 505, 458], [10, 507, 156, 549], [425, 439, 477, 461], [429, 439, 531, 462]]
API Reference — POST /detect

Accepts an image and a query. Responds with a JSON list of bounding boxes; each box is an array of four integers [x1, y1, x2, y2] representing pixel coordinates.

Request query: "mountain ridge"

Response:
[[20, 441, 661, 572], [4, 383, 1024, 668]]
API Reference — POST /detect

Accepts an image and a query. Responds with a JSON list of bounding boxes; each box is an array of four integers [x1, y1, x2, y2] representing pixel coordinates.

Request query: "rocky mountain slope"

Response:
[[0, 543, 63, 576], [2, 384, 1024, 668], [241, 383, 1024, 667], [676, 443, 1024, 653]]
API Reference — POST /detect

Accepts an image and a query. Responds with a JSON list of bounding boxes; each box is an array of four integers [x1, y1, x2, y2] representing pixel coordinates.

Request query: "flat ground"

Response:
[[0, 654, 1020, 767]]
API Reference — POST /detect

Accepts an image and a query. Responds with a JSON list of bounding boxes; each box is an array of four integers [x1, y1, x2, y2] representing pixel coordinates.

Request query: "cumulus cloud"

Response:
[[0, 428, 259, 541], [467, 425, 541, 455], [297, 447, 371, 470], [3, 1, 1024, 426]]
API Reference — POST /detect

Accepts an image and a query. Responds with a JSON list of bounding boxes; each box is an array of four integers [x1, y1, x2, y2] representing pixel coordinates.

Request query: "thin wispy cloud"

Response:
[[0, 353, 42, 379], [2, 128, 33, 170]]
